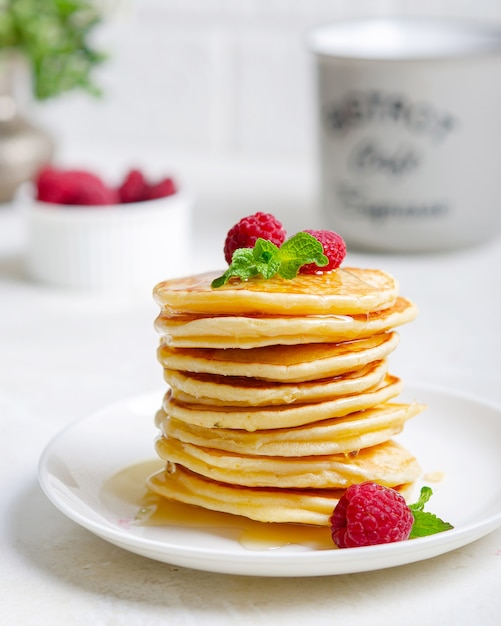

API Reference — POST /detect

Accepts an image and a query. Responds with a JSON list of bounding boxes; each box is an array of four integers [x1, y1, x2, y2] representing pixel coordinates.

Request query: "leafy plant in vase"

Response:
[[0, 0, 106, 202]]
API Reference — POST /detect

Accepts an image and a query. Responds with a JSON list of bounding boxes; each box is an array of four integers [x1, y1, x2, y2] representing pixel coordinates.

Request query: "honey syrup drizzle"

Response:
[[100, 460, 333, 551]]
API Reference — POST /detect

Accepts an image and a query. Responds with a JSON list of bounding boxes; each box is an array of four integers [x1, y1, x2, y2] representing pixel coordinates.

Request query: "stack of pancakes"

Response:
[[149, 267, 424, 526]]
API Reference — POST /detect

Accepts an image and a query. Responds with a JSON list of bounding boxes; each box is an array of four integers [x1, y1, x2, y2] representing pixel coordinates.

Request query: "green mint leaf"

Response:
[[408, 485, 433, 513], [278, 232, 328, 279], [211, 240, 281, 287], [211, 248, 257, 288], [253, 239, 281, 279], [408, 487, 454, 539], [409, 511, 454, 539], [211, 232, 330, 288]]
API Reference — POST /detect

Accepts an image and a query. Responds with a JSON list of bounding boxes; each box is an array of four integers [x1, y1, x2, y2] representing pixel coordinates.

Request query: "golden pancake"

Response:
[[153, 267, 399, 316], [155, 297, 417, 349], [154, 438, 421, 489], [165, 360, 388, 407], [147, 464, 416, 525], [157, 332, 399, 382], [162, 373, 402, 431], [151, 259, 422, 527], [157, 402, 425, 457]]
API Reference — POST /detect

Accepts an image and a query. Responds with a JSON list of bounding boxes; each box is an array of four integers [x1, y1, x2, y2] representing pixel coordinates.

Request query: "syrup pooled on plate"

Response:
[[100, 460, 333, 551]]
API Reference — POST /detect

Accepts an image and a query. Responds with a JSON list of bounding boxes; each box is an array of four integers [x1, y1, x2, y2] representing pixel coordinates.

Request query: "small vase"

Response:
[[0, 52, 54, 204]]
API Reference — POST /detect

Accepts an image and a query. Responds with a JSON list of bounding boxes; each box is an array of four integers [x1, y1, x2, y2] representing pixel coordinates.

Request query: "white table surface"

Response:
[[1, 192, 501, 626]]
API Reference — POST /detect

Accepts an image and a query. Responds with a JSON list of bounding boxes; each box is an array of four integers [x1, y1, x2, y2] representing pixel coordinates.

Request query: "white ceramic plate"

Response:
[[38, 385, 501, 577]]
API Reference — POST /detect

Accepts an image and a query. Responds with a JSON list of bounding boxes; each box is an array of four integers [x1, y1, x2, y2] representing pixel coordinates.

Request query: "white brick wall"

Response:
[[33, 0, 501, 193]]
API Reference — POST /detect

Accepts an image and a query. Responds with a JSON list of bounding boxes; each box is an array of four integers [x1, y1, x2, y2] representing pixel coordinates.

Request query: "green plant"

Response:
[[0, 0, 106, 100]]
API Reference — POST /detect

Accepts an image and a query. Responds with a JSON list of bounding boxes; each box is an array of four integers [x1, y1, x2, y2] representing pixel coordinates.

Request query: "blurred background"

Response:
[[6, 0, 501, 229]]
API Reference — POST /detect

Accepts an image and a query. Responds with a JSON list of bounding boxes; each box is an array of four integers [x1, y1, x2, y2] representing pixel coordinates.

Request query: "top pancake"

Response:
[[153, 267, 399, 316]]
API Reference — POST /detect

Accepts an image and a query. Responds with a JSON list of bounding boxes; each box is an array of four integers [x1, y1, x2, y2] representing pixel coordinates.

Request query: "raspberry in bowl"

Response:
[[21, 165, 193, 292]]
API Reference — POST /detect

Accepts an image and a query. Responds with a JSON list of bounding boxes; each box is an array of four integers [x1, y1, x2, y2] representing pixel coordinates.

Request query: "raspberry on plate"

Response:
[[299, 229, 346, 273], [224, 212, 287, 264], [330, 482, 414, 548]]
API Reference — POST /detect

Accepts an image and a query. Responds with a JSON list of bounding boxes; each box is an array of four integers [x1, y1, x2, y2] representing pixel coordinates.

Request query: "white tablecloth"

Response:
[[1, 196, 500, 626]]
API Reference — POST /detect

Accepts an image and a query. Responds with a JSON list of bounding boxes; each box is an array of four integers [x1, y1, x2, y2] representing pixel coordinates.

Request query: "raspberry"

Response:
[[299, 229, 346, 274], [118, 170, 177, 202], [36, 167, 117, 205], [224, 212, 287, 264], [36, 166, 178, 206], [118, 169, 148, 203], [146, 176, 177, 200], [70, 179, 118, 205], [330, 482, 414, 548], [36, 167, 65, 204]]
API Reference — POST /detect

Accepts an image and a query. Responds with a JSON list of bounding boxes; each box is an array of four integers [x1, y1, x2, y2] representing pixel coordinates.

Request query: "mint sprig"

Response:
[[409, 486, 454, 538], [212, 232, 328, 288]]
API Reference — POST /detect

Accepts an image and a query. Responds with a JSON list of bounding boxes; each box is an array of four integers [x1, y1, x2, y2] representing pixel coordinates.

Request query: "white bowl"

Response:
[[22, 189, 193, 292]]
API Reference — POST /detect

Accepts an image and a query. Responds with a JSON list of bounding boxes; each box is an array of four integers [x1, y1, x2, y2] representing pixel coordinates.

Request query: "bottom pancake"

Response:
[[147, 464, 416, 526]]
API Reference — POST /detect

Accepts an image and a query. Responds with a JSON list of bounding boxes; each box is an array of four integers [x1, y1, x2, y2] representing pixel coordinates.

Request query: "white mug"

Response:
[[309, 17, 501, 252]]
